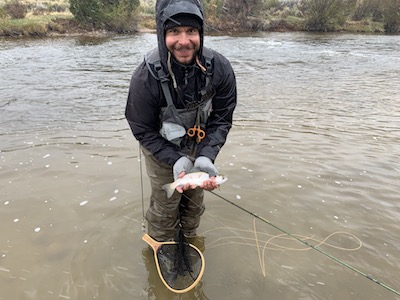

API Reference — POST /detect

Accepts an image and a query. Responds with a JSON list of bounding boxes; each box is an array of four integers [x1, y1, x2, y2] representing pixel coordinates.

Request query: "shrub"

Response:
[[49, 3, 68, 13], [304, 0, 356, 31], [382, 0, 400, 32], [0, 7, 8, 19], [0, 18, 48, 36], [351, 0, 384, 21], [4, 1, 28, 19], [69, 0, 140, 32]]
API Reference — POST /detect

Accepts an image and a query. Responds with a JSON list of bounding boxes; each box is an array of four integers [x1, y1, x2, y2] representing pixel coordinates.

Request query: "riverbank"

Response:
[[0, 13, 116, 37], [0, 13, 386, 37]]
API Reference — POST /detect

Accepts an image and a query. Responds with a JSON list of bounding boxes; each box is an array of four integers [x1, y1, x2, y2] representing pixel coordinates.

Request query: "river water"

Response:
[[1, 32, 399, 300]]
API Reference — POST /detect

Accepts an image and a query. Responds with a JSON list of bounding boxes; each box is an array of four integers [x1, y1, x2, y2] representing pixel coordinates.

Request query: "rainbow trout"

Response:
[[162, 172, 228, 198]]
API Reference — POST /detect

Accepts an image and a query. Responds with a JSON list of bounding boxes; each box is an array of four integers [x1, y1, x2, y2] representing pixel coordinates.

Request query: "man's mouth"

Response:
[[175, 46, 194, 51]]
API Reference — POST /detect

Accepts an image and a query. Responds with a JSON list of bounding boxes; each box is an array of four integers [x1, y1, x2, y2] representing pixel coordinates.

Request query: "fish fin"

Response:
[[162, 183, 175, 198]]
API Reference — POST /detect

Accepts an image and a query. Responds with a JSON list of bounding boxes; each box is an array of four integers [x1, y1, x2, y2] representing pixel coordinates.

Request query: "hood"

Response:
[[155, 0, 204, 69]]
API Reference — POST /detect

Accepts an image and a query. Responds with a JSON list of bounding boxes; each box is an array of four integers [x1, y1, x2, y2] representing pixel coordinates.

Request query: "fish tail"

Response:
[[162, 183, 175, 198]]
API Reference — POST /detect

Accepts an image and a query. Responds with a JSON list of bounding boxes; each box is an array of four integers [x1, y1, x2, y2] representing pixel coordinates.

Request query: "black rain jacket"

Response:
[[125, 0, 237, 166]]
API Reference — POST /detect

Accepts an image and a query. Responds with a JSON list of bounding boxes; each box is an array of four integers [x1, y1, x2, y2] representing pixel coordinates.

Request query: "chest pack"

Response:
[[144, 48, 215, 150]]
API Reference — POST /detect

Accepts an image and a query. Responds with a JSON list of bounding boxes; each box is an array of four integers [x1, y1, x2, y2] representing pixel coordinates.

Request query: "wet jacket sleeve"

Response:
[[125, 61, 183, 166], [197, 51, 237, 162]]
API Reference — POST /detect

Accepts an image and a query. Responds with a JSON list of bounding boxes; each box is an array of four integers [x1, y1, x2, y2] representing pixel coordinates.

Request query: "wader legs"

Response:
[[142, 148, 205, 241]]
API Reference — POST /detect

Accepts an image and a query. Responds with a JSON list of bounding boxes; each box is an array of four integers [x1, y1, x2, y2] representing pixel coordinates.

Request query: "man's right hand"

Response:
[[175, 171, 191, 193], [173, 156, 193, 181]]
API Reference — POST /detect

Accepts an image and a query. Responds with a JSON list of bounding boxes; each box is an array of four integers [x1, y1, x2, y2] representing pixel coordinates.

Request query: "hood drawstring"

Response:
[[167, 51, 178, 89], [195, 55, 206, 73], [167, 52, 207, 89]]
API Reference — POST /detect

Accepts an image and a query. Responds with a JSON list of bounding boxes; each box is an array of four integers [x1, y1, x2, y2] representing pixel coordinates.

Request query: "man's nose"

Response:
[[178, 33, 191, 45]]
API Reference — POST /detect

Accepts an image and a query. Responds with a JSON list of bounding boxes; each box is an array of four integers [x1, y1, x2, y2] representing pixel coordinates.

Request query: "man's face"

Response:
[[165, 26, 200, 65]]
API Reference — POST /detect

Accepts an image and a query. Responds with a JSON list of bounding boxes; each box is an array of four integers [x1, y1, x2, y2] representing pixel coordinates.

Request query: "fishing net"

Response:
[[142, 230, 205, 293]]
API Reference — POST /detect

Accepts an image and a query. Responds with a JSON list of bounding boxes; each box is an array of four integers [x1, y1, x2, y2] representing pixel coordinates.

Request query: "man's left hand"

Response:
[[201, 176, 219, 191]]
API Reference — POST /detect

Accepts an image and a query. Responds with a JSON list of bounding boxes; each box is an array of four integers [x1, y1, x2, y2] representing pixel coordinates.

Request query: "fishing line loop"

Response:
[[136, 166, 399, 296], [208, 191, 400, 297]]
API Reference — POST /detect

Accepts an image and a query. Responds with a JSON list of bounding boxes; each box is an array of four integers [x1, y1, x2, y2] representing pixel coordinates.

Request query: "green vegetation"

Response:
[[0, 0, 399, 36], [382, 0, 400, 32], [304, 0, 357, 31], [0, 13, 70, 36], [69, 0, 140, 33], [2, 1, 28, 18], [0, 0, 71, 36], [0, 0, 140, 36], [197, 0, 395, 33]]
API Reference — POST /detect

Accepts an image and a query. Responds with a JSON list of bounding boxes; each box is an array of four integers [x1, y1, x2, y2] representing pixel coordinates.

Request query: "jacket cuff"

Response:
[[198, 146, 219, 163]]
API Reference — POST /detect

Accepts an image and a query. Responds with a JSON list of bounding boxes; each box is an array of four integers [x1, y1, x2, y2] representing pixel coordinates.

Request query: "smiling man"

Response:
[[125, 0, 237, 242], [165, 15, 201, 64]]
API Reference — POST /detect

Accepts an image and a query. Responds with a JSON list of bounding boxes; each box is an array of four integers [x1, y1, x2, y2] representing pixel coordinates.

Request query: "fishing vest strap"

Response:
[[144, 48, 215, 148], [146, 49, 175, 108], [202, 47, 213, 86], [155, 61, 175, 108], [144, 46, 214, 114]]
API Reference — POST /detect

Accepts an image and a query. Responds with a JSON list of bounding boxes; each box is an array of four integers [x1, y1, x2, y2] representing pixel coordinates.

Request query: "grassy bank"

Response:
[[0, 1, 388, 38], [0, 13, 72, 36], [0, 13, 386, 37]]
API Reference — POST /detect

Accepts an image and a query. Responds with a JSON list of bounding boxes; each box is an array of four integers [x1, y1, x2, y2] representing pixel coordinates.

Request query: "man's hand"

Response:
[[175, 171, 191, 193], [200, 176, 219, 191], [193, 156, 218, 176], [173, 156, 193, 181], [194, 156, 219, 191]]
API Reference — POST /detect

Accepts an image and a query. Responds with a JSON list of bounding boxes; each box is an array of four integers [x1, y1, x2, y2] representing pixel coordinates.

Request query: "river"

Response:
[[1, 32, 399, 300]]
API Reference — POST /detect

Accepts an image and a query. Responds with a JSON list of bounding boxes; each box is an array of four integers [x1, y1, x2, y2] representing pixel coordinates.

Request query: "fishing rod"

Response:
[[209, 191, 400, 297]]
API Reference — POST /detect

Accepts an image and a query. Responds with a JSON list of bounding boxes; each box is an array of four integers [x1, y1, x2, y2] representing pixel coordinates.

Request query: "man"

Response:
[[125, 0, 237, 242]]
